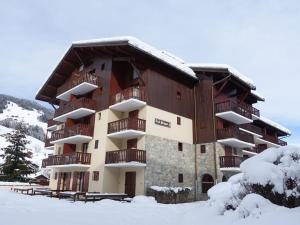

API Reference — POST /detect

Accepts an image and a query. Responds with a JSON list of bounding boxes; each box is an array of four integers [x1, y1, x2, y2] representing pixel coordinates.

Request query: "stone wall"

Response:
[[144, 135, 195, 200]]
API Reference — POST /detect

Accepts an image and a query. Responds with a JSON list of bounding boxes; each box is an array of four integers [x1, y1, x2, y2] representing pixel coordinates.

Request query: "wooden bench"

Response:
[[58, 191, 85, 202], [84, 193, 128, 203], [13, 187, 33, 195], [32, 188, 53, 197]]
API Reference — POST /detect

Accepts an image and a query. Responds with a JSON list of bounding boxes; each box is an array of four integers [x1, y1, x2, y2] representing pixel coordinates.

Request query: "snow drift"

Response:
[[208, 145, 300, 214]]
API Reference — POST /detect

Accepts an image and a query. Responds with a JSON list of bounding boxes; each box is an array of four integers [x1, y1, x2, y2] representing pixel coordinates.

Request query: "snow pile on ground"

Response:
[[150, 186, 192, 193], [131, 195, 157, 204], [241, 145, 300, 197], [209, 145, 300, 213]]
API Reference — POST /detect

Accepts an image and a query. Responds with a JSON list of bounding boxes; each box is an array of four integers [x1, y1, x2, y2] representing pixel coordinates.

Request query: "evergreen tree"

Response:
[[0, 128, 35, 180]]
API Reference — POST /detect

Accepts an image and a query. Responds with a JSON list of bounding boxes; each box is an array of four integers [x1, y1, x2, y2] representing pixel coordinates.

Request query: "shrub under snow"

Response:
[[208, 145, 300, 213]]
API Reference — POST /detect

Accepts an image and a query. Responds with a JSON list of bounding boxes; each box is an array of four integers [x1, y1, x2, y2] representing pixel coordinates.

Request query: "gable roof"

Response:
[[187, 63, 256, 90], [36, 36, 197, 104]]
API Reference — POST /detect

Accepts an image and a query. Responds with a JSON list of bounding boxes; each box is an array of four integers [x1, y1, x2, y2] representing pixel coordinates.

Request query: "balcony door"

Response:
[[129, 110, 139, 118], [127, 139, 137, 149], [125, 172, 136, 198]]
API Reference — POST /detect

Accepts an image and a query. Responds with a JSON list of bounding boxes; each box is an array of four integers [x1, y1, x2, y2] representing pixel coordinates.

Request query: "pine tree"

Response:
[[0, 128, 35, 180]]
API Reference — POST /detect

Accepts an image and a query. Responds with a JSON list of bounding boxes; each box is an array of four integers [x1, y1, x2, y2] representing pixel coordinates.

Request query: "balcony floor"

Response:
[[50, 135, 93, 144], [254, 136, 280, 148], [45, 145, 55, 150], [53, 108, 95, 122], [242, 149, 258, 156], [46, 164, 91, 169], [107, 130, 145, 139], [57, 82, 98, 101], [105, 162, 146, 168], [216, 111, 253, 124], [218, 138, 255, 148], [47, 125, 57, 131], [109, 99, 146, 112]]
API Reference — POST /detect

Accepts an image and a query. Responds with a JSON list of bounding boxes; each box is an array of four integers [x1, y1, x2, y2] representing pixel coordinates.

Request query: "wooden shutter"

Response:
[[57, 172, 62, 190], [72, 172, 79, 191], [82, 171, 90, 192]]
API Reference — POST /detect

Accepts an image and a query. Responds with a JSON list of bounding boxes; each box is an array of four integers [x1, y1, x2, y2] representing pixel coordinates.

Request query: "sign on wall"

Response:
[[154, 118, 171, 128]]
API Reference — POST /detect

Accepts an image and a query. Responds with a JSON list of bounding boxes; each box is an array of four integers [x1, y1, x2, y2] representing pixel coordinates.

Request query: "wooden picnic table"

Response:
[[13, 187, 33, 195], [58, 191, 85, 202], [84, 193, 128, 203]]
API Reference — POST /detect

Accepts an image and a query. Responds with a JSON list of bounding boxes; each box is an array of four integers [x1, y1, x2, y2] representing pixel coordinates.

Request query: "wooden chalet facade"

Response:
[[36, 36, 290, 200]]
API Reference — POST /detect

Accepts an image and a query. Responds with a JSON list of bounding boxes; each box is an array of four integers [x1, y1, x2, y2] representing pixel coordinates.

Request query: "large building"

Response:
[[36, 37, 290, 199]]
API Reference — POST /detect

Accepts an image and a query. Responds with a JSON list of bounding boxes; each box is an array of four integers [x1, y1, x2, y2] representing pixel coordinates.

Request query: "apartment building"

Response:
[[37, 37, 290, 199]]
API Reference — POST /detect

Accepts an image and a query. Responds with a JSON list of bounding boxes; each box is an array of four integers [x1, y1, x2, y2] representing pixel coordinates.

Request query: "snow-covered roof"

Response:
[[187, 63, 256, 90], [250, 90, 265, 101], [73, 36, 197, 80], [258, 116, 291, 135]]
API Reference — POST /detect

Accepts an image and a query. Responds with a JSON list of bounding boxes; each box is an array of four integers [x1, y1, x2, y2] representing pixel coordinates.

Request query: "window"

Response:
[[176, 91, 181, 100], [79, 65, 84, 72], [133, 70, 139, 79], [54, 172, 58, 180], [93, 171, 99, 181], [58, 147, 61, 155], [94, 140, 99, 149], [98, 112, 101, 120], [177, 117, 181, 125], [101, 63, 105, 70], [200, 145, 206, 153], [178, 173, 183, 183], [178, 142, 183, 151], [233, 148, 238, 155]]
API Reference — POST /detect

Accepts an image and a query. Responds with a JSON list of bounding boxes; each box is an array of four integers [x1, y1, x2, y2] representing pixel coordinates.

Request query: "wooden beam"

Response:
[[214, 78, 229, 97]]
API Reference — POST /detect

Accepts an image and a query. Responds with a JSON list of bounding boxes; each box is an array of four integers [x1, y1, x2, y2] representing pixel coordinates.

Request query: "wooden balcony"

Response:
[[109, 87, 146, 112], [44, 138, 54, 149], [57, 72, 100, 101], [42, 152, 91, 168], [217, 126, 255, 148], [244, 144, 268, 155], [240, 123, 262, 136], [215, 99, 255, 124], [263, 134, 287, 146], [50, 124, 93, 144], [53, 98, 96, 122], [107, 118, 146, 139], [220, 156, 243, 168], [105, 149, 146, 166]]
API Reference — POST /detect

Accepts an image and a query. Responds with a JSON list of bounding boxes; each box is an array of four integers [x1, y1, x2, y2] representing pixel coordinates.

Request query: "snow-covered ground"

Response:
[[0, 188, 299, 225]]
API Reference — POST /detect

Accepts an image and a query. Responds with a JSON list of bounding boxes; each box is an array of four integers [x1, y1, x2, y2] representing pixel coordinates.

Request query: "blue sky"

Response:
[[0, 0, 299, 143]]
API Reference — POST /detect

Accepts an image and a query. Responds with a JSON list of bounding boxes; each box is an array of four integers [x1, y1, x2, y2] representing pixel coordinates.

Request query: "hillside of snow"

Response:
[[0, 94, 54, 168]]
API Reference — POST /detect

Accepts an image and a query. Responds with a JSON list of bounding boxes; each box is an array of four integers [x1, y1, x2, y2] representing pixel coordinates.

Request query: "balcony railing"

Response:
[[240, 123, 262, 135], [217, 126, 254, 143], [57, 72, 100, 96], [220, 156, 243, 168], [215, 99, 255, 120], [107, 118, 146, 134], [50, 124, 93, 142], [42, 152, 91, 168], [54, 97, 96, 118], [110, 87, 146, 105], [105, 149, 146, 164], [44, 138, 53, 148], [263, 134, 287, 146], [244, 144, 268, 154]]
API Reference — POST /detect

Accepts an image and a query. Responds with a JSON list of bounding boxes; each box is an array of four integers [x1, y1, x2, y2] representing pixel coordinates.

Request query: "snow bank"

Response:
[[209, 146, 300, 211], [208, 173, 246, 214], [131, 195, 157, 204], [241, 146, 300, 196]]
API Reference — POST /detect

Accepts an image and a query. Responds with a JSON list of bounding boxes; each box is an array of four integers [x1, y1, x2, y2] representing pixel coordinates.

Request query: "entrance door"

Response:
[[125, 172, 136, 197]]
